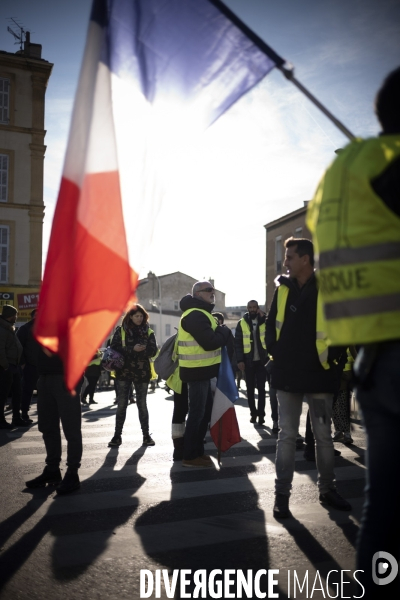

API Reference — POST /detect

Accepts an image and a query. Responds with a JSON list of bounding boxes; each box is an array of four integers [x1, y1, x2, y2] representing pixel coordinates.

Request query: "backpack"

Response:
[[154, 333, 178, 380]]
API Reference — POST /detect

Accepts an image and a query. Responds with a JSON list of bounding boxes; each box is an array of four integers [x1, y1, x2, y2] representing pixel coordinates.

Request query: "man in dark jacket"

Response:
[[178, 281, 231, 467], [0, 304, 25, 428], [25, 348, 83, 494], [235, 300, 273, 426], [16, 309, 41, 422], [266, 238, 351, 518]]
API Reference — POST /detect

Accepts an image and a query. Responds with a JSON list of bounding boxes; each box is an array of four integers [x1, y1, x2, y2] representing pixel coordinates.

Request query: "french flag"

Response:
[[210, 347, 241, 452], [35, 0, 283, 390]]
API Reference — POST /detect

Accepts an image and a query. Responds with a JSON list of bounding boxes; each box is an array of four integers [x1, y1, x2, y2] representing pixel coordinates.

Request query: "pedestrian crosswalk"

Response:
[[1, 386, 366, 599]]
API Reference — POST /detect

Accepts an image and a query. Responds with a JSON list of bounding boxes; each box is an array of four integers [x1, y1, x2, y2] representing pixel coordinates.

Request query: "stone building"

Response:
[[136, 271, 226, 345], [0, 35, 52, 320], [264, 203, 311, 309]]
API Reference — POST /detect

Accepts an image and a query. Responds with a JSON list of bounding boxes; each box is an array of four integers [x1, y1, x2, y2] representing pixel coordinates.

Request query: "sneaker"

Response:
[[250, 415, 257, 423], [182, 457, 213, 468], [21, 413, 34, 424], [343, 432, 353, 445], [56, 470, 80, 495], [201, 454, 212, 463], [319, 489, 352, 511], [108, 435, 122, 447], [273, 493, 291, 518], [129, 398, 136, 404], [258, 417, 265, 425], [332, 430, 344, 442], [272, 420, 279, 434], [81, 398, 88, 405], [88, 399, 98, 404], [0, 420, 13, 430], [11, 416, 29, 427], [143, 435, 155, 446], [26, 467, 62, 488]]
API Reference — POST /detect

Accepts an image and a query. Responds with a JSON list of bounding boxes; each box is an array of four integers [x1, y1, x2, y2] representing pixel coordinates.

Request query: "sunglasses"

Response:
[[200, 287, 215, 293]]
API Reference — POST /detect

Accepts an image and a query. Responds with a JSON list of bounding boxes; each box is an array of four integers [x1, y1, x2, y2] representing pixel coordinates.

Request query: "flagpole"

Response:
[[212, 0, 356, 142], [217, 420, 223, 465], [278, 65, 356, 141]]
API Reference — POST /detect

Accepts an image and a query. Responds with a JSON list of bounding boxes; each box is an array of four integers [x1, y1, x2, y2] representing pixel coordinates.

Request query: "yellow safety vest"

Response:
[[178, 308, 221, 369], [275, 285, 330, 370], [120, 326, 154, 346], [307, 135, 400, 345], [239, 318, 266, 354], [166, 336, 183, 394], [344, 348, 354, 372], [88, 356, 102, 367]]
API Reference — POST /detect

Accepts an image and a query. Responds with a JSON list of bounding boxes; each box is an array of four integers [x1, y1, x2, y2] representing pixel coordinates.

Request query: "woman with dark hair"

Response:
[[108, 305, 157, 447]]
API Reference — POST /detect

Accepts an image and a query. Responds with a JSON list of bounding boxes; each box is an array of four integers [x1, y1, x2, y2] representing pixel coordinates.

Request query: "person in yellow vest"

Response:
[[265, 237, 351, 518], [81, 350, 103, 405], [307, 67, 400, 598], [235, 300, 273, 427], [178, 281, 231, 467]]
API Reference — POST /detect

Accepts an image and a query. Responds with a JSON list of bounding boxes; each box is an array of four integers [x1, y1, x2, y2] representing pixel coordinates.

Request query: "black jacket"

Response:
[[16, 319, 41, 367], [235, 313, 267, 365], [179, 295, 231, 382], [265, 273, 344, 393]]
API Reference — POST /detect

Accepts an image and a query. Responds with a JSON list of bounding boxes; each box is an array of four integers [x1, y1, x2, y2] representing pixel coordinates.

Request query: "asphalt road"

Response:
[[0, 383, 366, 600]]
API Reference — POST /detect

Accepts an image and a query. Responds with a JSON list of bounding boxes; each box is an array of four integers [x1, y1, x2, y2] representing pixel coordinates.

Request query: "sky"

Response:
[[1, 0, 400, 306]]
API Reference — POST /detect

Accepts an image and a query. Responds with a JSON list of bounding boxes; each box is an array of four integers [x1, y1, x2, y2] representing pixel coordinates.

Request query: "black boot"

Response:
[[26, 466, 62, 488], [173, 437, 184, 461], [56, 469, 80, 495]]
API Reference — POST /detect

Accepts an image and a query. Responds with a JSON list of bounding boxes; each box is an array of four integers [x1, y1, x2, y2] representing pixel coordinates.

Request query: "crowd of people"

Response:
[[0, 66, 398, 598]]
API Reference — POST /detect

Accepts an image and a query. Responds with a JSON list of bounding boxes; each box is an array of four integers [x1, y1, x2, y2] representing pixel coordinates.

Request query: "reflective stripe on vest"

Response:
[[239, 319, 266, 354], [275, 285, 330, 370], [120, 326, 154, 346], [177, 308, 221, 368], [307, 135, 400, 345]]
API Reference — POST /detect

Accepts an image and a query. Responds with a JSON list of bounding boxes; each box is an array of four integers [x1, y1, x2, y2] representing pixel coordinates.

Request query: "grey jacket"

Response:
[[0, 316, 23, 369]]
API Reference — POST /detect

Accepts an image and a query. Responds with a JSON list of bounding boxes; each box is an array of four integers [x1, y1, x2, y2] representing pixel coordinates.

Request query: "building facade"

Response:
[[136, 271, 226, 345], [264, 203, 311, 309], [0, 37, 52, 321]]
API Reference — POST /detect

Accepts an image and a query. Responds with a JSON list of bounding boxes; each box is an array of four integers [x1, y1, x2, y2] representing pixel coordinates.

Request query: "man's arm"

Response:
[[182, 312, 230, 350], [234, 320, 245, 371], [371, 155, 400, 217], [265, 289, 279, 358]]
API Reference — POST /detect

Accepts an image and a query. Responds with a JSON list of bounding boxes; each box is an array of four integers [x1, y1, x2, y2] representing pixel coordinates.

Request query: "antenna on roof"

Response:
[[7, 18, 26, 51]]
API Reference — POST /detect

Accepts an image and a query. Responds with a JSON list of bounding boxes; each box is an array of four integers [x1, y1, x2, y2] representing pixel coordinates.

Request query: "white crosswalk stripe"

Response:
[[2, 386, 366, 598]]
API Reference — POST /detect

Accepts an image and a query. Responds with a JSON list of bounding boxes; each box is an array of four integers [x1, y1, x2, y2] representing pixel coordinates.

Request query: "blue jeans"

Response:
[[356, 342, 400, 598], [115, 380, 149, 436], [184, 380, 213, 460], [275, 390, 335, 496]]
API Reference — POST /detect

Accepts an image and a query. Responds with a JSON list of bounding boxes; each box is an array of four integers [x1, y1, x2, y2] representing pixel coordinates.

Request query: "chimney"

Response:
[[23, 31, 42, 59]]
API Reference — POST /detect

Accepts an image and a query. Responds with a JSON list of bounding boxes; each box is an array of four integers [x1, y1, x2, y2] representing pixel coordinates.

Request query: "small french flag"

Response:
[[210, 347, 241, 453]]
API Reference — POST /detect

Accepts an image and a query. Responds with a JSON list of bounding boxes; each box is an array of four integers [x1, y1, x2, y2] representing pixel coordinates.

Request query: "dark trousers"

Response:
[[37, 374, 82, 471], [245, 360, 266, 418], [115, 380, 149, 436], [0, 366, 22, 420], [356, 342, 400, 598], [82, 375, 100, 402], [184, 380, 213, 460], [172, 383, 189, 439], [268, 386, 279, 423], [21, 363, 38, 414]]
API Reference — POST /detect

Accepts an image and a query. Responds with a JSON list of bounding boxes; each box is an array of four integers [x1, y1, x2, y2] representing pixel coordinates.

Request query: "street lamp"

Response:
[[149, 271, 162, 343]]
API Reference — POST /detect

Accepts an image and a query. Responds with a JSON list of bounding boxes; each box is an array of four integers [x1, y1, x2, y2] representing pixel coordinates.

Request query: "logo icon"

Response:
[[372, 552, 398, 585]]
